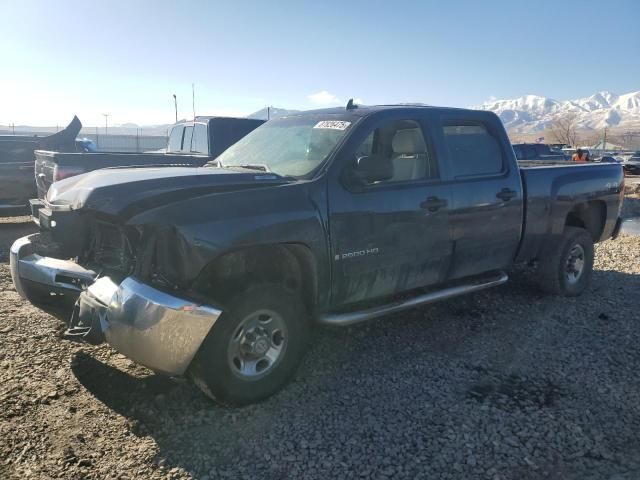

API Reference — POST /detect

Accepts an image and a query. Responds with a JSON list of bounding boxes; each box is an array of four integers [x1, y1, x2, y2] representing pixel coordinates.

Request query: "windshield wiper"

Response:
[[209, 161, 295, 179], [231, 163, 271, 172]]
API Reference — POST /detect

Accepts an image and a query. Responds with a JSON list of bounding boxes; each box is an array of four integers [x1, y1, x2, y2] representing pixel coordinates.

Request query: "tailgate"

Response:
[[34, 151, 57, 199]]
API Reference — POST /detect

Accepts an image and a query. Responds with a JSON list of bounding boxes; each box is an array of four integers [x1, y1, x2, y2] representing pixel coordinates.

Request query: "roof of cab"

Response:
[[281, 104, 480, 119]]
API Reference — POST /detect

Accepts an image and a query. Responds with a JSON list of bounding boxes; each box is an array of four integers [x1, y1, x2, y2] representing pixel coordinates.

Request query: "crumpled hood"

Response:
[[46, 166, 287, 217]]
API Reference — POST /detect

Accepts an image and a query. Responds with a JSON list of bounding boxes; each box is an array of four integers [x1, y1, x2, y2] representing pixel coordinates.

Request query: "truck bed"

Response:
[[516, 161, 624, 263]]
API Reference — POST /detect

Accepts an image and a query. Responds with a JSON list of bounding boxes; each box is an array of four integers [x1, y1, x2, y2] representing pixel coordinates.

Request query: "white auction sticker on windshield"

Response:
[[313, 120, 351, 130]]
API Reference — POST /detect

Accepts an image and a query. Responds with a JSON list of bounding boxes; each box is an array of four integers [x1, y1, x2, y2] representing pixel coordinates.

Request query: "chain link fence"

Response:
[[2, 125, 169, 153]]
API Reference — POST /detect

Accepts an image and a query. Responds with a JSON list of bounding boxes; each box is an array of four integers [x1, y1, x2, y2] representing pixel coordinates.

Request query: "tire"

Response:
[[536, 226, 594, 296], [188, 283, 310, 405]]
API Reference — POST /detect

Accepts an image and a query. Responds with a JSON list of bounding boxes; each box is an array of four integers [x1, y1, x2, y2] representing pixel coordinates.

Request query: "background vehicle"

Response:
[[11, 105, 624, 405], [512, 143, 567, 161], [623, 154, 640, 175], [0, 116, 81, 215], [33, 117, 264, 201], [595, 155, 624, 163], [75, 138, 97, 152]]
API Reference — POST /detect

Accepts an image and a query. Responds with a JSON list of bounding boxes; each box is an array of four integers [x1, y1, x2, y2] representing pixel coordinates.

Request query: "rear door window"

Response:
[[191, 123, 208, 154], [167, 125, 184, 152], [443, 124, 504, 177], [182, 126, 194, 153]]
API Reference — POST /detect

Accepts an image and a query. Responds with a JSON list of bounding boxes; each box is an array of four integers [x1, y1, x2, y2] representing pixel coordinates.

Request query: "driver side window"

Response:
[[354, 119, 437, 184]]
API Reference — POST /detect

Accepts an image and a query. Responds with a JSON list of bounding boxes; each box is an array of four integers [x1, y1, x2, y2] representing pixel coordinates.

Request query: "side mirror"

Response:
[[352, 154, 393, 184]]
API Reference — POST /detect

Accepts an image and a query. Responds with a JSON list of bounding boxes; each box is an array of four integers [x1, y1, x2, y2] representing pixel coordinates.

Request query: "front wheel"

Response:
[[189, 284, 310, 405], [536, 226, 594, 296]]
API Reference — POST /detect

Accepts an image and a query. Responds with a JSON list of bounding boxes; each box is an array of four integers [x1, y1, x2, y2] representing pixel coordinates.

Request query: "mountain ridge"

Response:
[[474, 90, 640, 133]]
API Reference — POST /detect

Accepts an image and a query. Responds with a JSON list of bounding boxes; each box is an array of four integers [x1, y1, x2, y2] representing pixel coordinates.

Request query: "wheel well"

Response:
[[192, 244, 317, 314], [565, 201, 606, 242]]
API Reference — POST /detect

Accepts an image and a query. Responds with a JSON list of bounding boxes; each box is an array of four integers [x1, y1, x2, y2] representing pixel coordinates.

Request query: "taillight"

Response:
[[53, 165, 86, 181]]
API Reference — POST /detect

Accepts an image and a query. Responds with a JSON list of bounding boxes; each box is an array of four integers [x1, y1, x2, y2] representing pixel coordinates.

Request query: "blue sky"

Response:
[[1, 0, 639, 126]]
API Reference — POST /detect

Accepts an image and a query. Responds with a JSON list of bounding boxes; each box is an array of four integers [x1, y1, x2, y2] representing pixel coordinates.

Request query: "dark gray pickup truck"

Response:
[[11, 104, 624, 405], [33, 117, 264, 202], [0, 117, 81, 215]]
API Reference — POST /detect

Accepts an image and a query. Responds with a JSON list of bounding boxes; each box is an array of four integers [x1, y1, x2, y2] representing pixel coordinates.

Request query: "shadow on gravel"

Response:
[[71, 352, 180, 416]]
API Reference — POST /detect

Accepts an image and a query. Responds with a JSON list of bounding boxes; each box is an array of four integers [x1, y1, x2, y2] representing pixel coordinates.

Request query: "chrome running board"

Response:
[[319, 271, 508, 326]]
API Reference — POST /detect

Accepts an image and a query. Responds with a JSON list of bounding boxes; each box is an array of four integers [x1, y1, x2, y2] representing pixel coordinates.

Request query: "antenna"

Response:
[[192, 83, 196, 120], [346, 98, 357, 110]]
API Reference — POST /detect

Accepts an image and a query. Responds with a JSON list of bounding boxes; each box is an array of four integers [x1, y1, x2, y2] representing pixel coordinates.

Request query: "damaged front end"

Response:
[[10, 220, 222, 376]]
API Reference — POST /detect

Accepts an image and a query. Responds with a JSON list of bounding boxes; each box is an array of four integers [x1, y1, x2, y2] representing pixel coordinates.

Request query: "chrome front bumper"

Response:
[[10, 234, 222, 376], [10, 234, 97, 298]]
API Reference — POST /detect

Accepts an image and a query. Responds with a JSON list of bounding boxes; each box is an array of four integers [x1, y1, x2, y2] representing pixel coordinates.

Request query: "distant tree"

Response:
[[579, 130, 601, 147], [548, 113, 579, 147]]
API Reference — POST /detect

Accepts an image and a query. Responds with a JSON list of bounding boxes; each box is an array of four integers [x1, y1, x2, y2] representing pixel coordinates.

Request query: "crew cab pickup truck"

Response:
[[11, 104, 624, 405], [32, 117, 264, 201], [0, 116, 81, 215]]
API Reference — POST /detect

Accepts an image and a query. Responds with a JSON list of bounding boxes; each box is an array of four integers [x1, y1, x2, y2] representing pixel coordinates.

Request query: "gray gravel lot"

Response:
[[1, 192, 639, 480]]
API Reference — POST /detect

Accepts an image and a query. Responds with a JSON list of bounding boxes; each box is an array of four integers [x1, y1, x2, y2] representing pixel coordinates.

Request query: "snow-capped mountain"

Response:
[[247, 107, 300, 120], [474, 91, 640, 133]]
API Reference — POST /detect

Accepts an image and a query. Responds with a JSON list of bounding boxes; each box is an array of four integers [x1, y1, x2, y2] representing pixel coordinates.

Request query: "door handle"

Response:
[[421, 196, 448, 212], [496, 188, 517, 201]]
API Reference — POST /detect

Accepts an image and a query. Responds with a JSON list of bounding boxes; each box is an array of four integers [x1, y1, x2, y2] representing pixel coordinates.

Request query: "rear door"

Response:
[[437, 114, 523, 279], [328, 113, 453, 307]]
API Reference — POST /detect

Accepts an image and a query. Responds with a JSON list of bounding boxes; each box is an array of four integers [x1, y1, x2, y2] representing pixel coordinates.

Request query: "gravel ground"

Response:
[[1, 193, 639, 480]]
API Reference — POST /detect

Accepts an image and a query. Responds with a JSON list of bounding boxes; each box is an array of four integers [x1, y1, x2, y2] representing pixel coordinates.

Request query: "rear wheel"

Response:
[[536, 226, 594, 296], [189, 284, 310, 405]]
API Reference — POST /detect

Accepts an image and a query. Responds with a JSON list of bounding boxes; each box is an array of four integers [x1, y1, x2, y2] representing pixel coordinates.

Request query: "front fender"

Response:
[[127, 180, 330, 302]]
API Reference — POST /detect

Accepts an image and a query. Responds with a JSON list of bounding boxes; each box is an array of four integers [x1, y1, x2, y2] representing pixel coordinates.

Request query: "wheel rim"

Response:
[[227, 309, 288, 380], [565, 243, 585, 285]]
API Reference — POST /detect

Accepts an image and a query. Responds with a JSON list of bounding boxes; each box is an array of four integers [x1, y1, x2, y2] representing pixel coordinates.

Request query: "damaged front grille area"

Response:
[[83, 220, 139, 277]]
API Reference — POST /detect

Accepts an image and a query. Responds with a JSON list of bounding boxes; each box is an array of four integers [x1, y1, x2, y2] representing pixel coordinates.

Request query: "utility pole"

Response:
[[267, 106, 270, 120], [102, 113, 110, 136], [173, 94, 178, 123], [603, 127, 608, 151]]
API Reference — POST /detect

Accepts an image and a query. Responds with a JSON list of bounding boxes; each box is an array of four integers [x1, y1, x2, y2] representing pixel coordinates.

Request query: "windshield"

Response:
[[214, 115, 354, 177]]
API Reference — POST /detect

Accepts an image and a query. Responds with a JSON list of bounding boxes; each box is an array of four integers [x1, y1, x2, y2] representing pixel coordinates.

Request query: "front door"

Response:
[[328, 116, 453, 308]]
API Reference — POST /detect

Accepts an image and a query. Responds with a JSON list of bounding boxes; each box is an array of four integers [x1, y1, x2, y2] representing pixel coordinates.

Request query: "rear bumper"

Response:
[[10, 234, 222, 376]]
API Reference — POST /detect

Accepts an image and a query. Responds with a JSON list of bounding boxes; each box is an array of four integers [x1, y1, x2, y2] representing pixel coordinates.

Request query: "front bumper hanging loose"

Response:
[[10, 234, 222, 376]]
